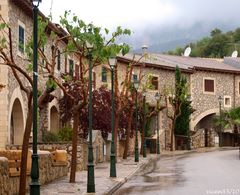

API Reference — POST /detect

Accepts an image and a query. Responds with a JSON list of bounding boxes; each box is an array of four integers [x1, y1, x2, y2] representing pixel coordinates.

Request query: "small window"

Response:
[[204, 79, 214, 93], [69, 59, 74, 77], [224, 96, 231, 107], [151, 76, 158, 90], [57, 50, 61, 71], [102, 67, 107, 82], [18, 25, 25, 53]]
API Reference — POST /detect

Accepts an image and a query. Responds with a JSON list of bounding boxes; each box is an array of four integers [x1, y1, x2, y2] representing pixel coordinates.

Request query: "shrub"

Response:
[[42, 131, 60, 143], [58, 126, 73, 141]]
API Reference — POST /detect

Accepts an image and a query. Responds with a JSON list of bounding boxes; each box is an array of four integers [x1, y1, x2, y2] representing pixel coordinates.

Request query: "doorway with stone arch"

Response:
[[10, 98, 24, 145], [50, 106, 60, 133]]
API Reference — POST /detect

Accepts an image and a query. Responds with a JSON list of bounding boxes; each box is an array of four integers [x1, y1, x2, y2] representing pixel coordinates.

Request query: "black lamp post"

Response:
[[186, 95, 191, 150], [109, 57, 117, 178], [30, 1, 41, 194], [141, 45, 148, 158], [155, 92, 160, 154], [134, 79, 140, 162], [218, 95, 223, 147], [86, 42, 95, 193], [142, 91, 147, 158]]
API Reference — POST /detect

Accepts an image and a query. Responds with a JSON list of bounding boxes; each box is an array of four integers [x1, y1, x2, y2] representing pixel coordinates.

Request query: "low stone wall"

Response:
[[38, 137, 104, 171], [0, 152, 68, 195]]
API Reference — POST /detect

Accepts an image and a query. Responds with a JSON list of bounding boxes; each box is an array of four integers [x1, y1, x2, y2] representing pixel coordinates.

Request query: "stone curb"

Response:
[[103, 147, 238, 195], [103, 157, 155, 195]]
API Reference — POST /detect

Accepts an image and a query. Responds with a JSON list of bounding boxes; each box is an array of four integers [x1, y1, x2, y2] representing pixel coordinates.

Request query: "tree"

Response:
[[174, 98, 193, 136], [164, 66, 188, 151], [168, 27, 240, 58], [59, 11, 131, 182]]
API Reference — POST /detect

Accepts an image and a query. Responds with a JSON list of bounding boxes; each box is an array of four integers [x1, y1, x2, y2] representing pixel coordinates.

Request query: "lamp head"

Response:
[[133, 80, 139, 90], [32, 0, 42, 7], [186, 94, 191, 102], [218, 95, 223, 103], [142, 91, 146, 97], [155, 92, 160, 101], [142, 45, 148, 56], [86, 41, 93, 51], [108, 57, 117, 69]]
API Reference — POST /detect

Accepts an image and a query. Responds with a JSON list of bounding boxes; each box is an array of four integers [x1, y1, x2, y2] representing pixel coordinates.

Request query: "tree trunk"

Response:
[[170, 119, 176, 151], [70, 111, 80, 183], [123, 107, 133, 159], [140, 125, 144, 155], [19, 106, 32, 195]]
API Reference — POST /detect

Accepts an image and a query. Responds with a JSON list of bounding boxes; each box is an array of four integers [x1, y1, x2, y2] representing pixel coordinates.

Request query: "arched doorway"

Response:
[[193, 113, 217, 147], [10, 98, 24, 145], [50, 106, 59, 133]]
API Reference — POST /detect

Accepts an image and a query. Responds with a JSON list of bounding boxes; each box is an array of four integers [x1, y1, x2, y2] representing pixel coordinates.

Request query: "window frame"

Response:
[[18, 20, 25, 55], [101, 66, 108, 82], [224, 95, 231, 108], [203, 77, 215, 94], [57, 50, 61, 71], [69, 59, 74, 77]]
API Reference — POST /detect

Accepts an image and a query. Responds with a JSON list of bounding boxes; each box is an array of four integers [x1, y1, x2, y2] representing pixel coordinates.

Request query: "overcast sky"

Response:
[[39, 0, 240, 51]]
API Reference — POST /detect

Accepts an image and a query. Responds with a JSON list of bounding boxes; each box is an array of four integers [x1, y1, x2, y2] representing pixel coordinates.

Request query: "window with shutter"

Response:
[[204, 79, 214, 92]]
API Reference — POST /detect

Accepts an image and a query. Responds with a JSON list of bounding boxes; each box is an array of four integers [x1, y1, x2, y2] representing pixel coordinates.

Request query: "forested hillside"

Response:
[[167, 28, 240, 58]]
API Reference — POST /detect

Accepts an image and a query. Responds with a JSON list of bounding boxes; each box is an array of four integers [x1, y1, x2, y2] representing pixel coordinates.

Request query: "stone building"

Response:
[[99, 53, 240, 149], [0, 0, 240, 151], [0, 0, 79, 148]]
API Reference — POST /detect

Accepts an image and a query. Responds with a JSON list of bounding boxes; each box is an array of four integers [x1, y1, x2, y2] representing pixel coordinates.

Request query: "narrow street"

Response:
[[115, 150, 240, 195]]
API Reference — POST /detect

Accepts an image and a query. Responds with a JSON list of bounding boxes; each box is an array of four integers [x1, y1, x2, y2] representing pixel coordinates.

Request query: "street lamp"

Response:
[[86, 42, 95, 193], [155, 92, 160, 154], [109, 57, 117, 177], [142, 91, 147, 158], [218, 95, 223, 147], [30, 0, 41, 194], [134, 79, 140, 162]]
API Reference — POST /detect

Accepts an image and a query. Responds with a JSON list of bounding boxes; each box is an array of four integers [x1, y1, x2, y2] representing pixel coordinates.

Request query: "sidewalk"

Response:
[[40, 147, 237, 195]]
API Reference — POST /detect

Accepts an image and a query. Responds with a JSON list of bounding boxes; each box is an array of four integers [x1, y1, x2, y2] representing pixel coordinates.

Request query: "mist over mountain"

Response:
[[128, 21, 240, 53]]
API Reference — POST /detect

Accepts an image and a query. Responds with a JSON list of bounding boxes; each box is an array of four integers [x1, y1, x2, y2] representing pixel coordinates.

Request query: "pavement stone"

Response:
[[40, 147, 237, 195]]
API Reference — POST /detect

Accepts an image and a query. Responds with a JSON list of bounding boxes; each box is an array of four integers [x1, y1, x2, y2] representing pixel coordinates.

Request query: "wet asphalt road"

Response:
[[115, 150, 240, 195]]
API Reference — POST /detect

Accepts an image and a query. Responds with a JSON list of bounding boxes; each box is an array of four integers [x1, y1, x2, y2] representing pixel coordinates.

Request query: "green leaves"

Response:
[[60, 11, 131, 63], [46, 77, 57, 92], [0, 23, 6, 30]]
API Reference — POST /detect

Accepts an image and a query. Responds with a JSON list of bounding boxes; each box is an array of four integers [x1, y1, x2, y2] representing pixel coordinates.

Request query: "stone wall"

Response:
[[191, 128, 217, 149], [38, 132, 104, 171], [0, 152, 68, 195]]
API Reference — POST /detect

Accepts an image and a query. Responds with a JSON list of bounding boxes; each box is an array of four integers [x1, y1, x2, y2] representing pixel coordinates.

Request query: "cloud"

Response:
[[39, 0, 240, 51]]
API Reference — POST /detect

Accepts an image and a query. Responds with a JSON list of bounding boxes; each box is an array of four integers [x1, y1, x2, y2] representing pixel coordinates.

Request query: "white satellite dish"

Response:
[[184, 46, 191, 57], [231, 50, 238, 58]]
